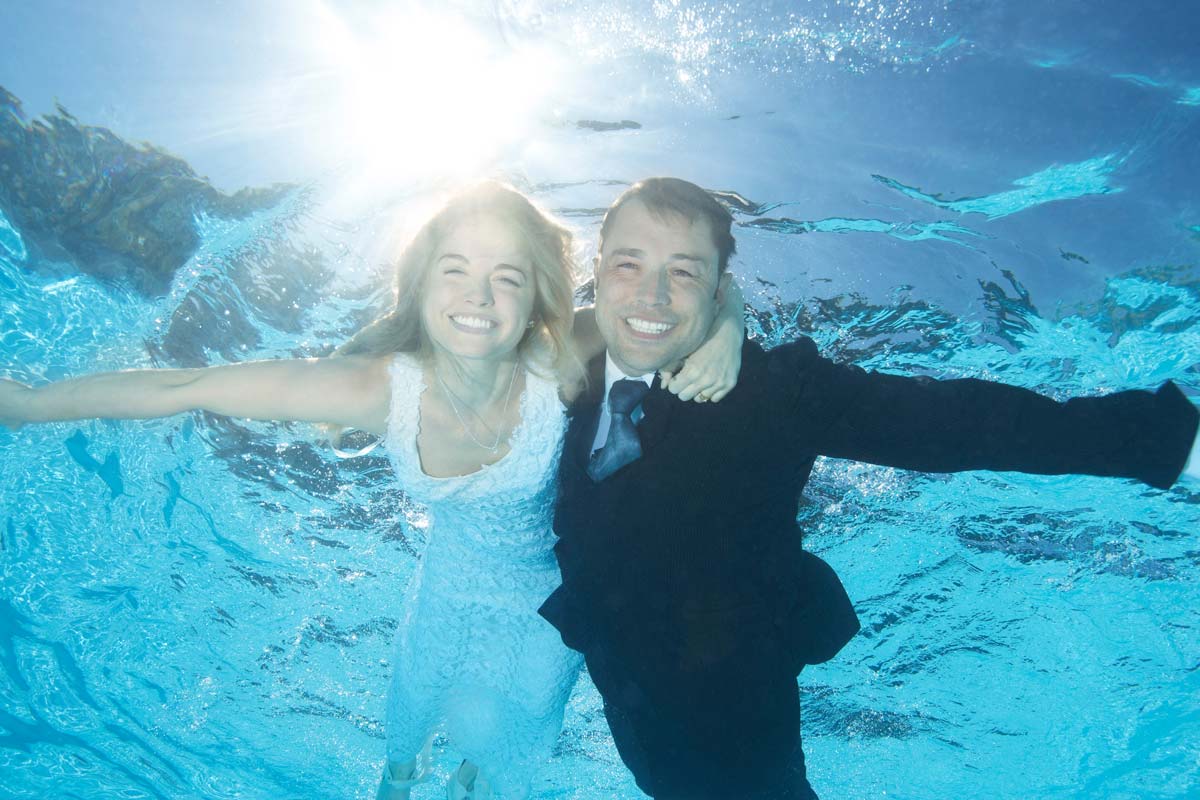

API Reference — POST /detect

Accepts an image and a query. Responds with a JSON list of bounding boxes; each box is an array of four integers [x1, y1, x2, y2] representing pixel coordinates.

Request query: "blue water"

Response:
[[2, 1, 1199, 798]]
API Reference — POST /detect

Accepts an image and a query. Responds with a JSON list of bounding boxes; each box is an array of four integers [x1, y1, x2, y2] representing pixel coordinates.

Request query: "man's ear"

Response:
[[715, 270, 732, 302]]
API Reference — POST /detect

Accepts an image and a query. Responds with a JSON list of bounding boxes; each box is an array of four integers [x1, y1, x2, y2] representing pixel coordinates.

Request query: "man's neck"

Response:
[[604, 352, 654, 393]]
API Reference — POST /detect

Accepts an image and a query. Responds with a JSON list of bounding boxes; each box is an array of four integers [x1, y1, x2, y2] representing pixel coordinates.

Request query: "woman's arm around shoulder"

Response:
[[661, 277, 745, 402]]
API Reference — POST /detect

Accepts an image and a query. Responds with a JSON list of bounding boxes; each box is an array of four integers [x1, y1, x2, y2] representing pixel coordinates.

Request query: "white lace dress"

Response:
[[382, 354, 582, 798]]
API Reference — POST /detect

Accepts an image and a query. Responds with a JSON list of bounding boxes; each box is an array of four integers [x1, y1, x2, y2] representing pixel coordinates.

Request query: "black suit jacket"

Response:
[[541, 337, 1198, 703]]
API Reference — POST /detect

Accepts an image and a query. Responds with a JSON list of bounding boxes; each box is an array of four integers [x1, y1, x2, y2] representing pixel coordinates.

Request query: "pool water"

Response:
[[2, 2, 1199, 798]]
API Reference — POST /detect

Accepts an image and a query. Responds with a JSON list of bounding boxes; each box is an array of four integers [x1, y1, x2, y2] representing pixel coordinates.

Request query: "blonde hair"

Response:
[[337, 182, 583, 394]]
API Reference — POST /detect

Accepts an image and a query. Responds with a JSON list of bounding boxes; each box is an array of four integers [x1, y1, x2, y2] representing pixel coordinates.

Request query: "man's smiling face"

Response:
[[594, 198, 728, 376]]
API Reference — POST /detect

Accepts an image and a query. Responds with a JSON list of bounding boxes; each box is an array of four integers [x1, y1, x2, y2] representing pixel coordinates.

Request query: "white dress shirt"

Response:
[[590, 352, 655, 455]]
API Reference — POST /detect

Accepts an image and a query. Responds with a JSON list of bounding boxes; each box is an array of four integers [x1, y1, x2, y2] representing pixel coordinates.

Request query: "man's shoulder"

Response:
[[763, 335, 821, 357], [722, 336, 826, 405], [748, 336, 823, 374]]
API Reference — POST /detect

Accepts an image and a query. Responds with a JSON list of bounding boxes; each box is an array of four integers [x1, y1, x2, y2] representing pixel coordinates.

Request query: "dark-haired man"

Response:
[[540, 177, 1200, 798]]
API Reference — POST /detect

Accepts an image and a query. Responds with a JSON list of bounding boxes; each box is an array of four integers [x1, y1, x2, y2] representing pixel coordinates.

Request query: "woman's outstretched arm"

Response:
[[0, 355, 392, 435]]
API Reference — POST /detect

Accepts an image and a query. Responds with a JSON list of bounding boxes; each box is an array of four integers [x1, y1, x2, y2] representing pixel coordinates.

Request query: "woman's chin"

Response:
[[433, 340, 522, 365]]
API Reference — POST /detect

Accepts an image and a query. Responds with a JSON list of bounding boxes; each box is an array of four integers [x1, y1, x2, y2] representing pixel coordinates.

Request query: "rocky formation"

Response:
[[0, 86, 294, 295]]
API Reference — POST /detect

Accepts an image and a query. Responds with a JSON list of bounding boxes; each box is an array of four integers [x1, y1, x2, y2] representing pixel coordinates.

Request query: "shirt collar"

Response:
[[603, 352, 654, 401]]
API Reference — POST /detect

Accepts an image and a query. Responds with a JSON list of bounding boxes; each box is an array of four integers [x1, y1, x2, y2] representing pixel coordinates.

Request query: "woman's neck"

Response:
[[430, 351, 521, 409]]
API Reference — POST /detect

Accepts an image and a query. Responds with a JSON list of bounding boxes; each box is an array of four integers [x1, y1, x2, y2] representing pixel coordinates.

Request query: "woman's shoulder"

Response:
[[354, 351, 417, 384], [518, 342, 557, 376], [521, 357, 569, 413]]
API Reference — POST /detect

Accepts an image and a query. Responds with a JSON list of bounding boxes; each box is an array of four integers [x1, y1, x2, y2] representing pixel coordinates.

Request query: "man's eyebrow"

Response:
[[608, 248, 705, 265]]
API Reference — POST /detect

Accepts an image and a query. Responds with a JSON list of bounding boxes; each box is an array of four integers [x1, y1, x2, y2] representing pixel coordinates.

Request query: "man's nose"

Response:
[[636, 268, 671, 306]]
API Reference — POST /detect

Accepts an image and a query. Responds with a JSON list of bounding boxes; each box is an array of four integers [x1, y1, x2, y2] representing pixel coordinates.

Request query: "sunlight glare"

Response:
[[308, 1, 560, 186]]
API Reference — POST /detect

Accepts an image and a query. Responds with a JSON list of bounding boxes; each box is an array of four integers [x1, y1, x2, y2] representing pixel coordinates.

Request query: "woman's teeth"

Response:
[[451, 315, 497, 330]]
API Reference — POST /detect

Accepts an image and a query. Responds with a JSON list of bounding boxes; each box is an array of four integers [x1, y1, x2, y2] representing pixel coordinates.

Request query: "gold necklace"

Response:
[[434, 360, 520, 452]]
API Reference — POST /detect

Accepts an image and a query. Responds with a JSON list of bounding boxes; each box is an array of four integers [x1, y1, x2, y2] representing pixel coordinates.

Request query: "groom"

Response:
[[539, 177, 1200, 798]]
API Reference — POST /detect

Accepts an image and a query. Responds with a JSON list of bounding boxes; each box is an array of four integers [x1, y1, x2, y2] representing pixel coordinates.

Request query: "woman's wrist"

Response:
[[718, 277, 746, 339], [0, 380, 35, 426], [717, 310, 743, 346]]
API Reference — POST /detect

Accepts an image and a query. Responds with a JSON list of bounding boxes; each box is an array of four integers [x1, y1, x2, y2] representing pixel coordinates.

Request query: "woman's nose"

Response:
[[466, 277, 494, 306]]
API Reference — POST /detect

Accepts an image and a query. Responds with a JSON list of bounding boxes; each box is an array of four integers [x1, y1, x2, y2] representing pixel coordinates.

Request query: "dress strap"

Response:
[[329, 353, 419, 460], [384, 352, 425, 464]]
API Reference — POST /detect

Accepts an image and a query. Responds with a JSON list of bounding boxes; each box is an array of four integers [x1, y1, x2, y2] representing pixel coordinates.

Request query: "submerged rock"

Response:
[[0, 86, 294, 296]]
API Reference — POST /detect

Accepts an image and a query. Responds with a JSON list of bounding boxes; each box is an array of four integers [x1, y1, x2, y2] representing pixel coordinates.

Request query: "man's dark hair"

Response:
[[599, 177, 737, 273]]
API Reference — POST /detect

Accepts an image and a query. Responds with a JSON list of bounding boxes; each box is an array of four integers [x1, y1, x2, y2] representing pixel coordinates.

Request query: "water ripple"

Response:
[[874, 153, 1126, 220], [0, 207, 27, 262]]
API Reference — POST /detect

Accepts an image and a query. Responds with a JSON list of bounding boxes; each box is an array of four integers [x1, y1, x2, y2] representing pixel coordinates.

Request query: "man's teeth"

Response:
[[451, 315, 496, 330], [626, 318, 673, 335]]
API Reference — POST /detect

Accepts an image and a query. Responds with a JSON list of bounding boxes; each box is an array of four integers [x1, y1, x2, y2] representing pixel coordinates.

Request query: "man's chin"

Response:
[[610, 348, 671, 377]]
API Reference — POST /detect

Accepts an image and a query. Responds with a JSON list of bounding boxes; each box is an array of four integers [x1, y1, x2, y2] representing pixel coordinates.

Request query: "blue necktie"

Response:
[[588, 378, 650, 482]]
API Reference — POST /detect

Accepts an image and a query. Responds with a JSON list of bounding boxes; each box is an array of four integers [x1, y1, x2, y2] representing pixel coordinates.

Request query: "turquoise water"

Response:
[[2, 1, 1200, 798]]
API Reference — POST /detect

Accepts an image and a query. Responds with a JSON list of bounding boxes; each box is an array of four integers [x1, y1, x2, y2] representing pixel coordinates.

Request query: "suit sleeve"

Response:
[[770, 338, 1199, 490]]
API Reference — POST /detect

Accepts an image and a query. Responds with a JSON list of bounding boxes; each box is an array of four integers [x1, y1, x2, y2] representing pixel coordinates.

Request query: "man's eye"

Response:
[[671, 268, 696, 279], [443, 267, 465, 275], [615, 261, 637, 270]]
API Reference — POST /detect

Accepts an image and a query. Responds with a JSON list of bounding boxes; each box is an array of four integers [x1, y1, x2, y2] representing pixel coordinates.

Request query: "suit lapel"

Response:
[[637, 375, 676, 452], [567, 354, 681, 469]]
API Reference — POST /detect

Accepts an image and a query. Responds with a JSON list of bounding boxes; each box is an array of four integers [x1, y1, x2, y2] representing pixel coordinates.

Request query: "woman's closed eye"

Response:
[[493, 269, 527, 288]]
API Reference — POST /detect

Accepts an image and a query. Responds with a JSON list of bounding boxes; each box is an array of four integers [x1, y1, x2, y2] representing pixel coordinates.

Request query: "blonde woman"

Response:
[[0, 183, 744, 799]]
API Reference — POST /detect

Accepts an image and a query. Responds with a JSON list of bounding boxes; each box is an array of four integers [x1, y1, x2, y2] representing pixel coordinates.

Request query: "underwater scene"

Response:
[[1, 1, 1198, 798]]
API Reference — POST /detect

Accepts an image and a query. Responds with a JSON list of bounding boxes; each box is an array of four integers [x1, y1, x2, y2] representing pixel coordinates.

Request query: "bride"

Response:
[[0, 182, 744, 799]]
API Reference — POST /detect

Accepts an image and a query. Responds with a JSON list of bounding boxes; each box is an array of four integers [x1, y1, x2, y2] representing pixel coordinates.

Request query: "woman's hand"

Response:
[[660, 277, 745, 403], [0, 378, 33, 430]]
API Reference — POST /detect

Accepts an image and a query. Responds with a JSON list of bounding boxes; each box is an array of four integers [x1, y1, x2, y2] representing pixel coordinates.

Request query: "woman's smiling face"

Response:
[[420, 214, 537, 364]]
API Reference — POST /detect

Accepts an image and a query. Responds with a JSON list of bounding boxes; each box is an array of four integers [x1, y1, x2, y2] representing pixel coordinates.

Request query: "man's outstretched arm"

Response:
[[774, 338, 1200, 490]]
